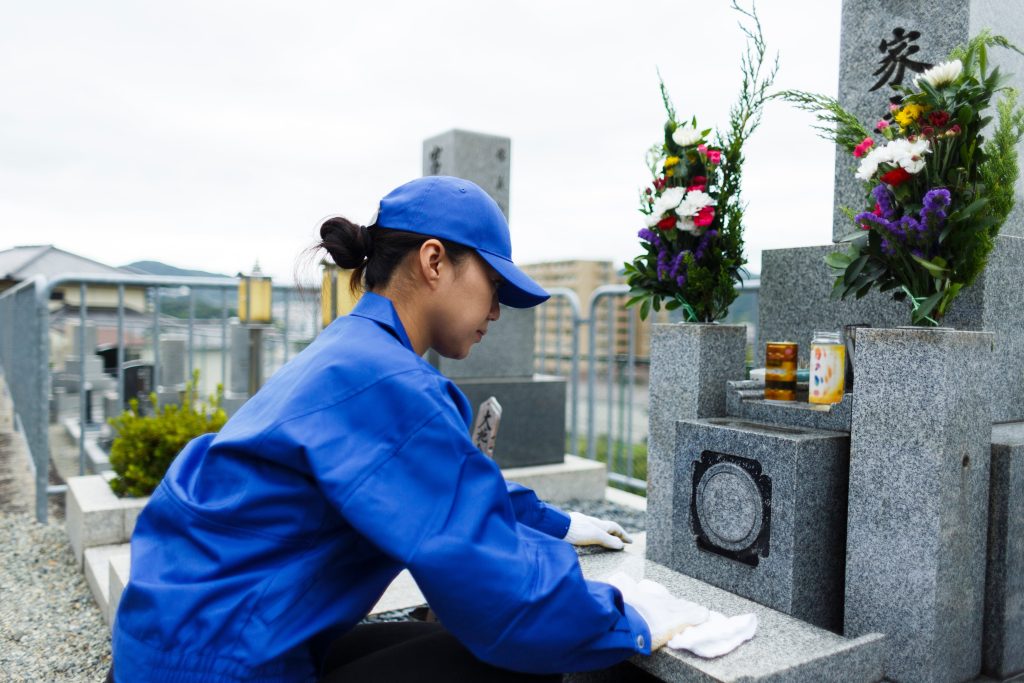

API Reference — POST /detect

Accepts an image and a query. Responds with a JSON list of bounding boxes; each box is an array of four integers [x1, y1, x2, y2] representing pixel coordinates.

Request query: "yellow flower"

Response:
[[895, 103, 925, 128], [664, 156, 680, 168], [665, 168, 675, 177]]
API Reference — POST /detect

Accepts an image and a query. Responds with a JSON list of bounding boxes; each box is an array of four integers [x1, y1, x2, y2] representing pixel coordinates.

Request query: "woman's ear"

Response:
[[417, 239, 446, 290]]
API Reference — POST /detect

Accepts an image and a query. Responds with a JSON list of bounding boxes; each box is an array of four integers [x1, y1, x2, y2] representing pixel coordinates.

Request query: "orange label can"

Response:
[[764, 341, 798, 401]]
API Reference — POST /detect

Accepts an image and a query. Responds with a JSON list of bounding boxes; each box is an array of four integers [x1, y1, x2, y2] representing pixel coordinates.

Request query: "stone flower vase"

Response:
[[645, 322, 747, 566], [844, 326, 993, 683]]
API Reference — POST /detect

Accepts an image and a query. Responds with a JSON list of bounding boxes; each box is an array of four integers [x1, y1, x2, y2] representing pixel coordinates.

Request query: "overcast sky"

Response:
[[0, 1, 842, 283]]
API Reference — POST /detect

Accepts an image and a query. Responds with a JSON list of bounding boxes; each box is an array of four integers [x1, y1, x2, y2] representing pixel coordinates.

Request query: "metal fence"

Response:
[[535, 281, 760, 492], [0, 273, 315, 522], [0, 271, 758, 521]]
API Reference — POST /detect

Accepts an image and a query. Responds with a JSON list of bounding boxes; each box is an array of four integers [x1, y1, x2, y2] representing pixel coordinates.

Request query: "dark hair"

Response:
[[317, 216, 474, 295]]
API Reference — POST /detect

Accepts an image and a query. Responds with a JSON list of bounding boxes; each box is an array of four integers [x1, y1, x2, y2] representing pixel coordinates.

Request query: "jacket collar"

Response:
[[348, 291, 415, 352]]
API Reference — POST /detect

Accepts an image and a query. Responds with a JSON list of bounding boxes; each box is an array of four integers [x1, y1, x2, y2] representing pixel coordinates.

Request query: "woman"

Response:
[[110, 176, 690, 682]]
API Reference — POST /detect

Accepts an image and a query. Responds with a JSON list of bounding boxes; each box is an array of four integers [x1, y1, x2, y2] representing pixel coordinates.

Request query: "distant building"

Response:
[[521, 260, 671, 377], [0, 244, 147, 314]]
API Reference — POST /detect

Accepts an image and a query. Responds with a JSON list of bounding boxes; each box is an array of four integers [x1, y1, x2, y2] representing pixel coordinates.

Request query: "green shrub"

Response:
[[107, 370, 227, 497]]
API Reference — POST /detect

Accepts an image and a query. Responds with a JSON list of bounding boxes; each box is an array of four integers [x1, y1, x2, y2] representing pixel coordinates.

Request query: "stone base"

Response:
[[66, 474, 148, 566], [501, 454, 606, 503], [575, 539, 885, 683], [84, 543, 130, 628], [651, 417, 849, 632], [453, 374, 566, 468]]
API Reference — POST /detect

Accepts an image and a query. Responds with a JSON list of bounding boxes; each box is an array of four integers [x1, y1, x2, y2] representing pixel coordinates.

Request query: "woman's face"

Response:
[[430, 253, 502, 360]]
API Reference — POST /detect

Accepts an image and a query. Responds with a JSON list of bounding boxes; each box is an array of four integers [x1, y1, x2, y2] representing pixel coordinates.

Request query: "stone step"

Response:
[[108, 548, 131, 629], [572, 545, 885, 683], [83, 543, 130, 628]]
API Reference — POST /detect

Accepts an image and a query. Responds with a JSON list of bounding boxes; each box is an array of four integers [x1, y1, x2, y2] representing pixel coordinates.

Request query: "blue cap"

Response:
[[371, 176, 549, 308]]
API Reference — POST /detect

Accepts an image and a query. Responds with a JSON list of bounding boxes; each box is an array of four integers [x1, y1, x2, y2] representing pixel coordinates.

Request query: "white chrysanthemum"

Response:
[[888, 138, 931, 174], [672, 125, 704, 147], [854, 138, 932, 180], [854, 143, 891, 181], [644, 187, 686, 226], [678, 216, 698, 234], [675, 189, 715, 217], [915, 59, 963, 88]]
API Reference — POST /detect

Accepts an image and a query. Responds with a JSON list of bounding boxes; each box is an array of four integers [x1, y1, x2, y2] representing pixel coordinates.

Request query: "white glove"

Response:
[[606, 573, 709, 651], [564, 511, 633, 550]]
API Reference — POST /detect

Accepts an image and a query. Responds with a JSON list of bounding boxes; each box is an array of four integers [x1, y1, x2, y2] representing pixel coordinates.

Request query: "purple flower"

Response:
[[872, 185, 896, 220], [638, 227, 658, 244], [920, 188, 950, 231]]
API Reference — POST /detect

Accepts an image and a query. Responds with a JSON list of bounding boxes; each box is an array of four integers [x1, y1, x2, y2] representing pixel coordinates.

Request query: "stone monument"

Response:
[[422, 129, 568, 469], [642, 3, 1024, 681]]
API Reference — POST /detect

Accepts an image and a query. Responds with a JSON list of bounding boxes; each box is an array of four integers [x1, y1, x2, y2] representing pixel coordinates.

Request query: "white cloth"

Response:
[[604, 573, 757, 657], [668, 610, 758, 657]]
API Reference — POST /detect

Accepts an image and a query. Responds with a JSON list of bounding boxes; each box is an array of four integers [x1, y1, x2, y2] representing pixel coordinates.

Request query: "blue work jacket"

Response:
[[111, 292, 650, 682]]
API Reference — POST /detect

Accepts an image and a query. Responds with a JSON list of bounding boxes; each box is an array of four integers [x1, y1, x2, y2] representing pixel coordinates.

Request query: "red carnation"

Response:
[[928, 111, 950, 127], [880, 167, 912, 187], [656, 215, 677, 230], [691, 175, 707, 185], [687, 184, 707, 193], [693, 206, 715, 228]]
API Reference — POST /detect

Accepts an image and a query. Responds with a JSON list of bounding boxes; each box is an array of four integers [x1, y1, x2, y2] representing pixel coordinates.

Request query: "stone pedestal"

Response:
[[659, 418, 849, 632], [844, 327, 993, 683], [645, 323, 746, 566], [454, 374, 566, 468]]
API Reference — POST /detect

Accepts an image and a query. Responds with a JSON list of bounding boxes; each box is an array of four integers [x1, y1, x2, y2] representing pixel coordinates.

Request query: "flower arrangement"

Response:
[[779, 33, 1024, 325], [624, 1, 776, 322]]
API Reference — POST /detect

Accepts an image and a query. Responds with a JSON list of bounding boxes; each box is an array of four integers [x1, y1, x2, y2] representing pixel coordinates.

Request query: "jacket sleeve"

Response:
[[505, 481, 571, 539], [325, 407, 650, 674]]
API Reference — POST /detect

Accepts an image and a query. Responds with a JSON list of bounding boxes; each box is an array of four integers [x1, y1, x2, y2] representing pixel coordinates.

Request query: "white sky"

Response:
[[0, 1, 842, 283]]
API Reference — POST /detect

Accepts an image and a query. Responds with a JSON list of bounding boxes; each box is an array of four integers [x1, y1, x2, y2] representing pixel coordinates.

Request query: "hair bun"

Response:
[[319, 217, 370, 268]]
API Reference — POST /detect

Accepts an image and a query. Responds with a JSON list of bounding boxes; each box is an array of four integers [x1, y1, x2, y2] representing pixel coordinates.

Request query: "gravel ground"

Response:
[[0, 513, 112, 682]]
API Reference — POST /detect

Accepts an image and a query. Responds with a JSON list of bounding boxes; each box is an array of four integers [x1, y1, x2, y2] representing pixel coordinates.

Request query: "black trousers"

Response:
[[106, 622, 562, 682], [319, 622, 562, 682]]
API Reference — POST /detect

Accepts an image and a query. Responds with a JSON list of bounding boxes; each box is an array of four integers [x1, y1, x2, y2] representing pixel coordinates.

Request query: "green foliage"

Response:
[[771, 90, 873, 151], [107, 370, 227, 497], [778, 32, 1024, 326], [626, 0, 776, 323], [569, 435, 648, 496]]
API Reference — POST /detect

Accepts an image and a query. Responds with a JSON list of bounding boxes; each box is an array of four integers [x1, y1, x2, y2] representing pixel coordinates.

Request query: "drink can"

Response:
[[764, 341, 798, 401]]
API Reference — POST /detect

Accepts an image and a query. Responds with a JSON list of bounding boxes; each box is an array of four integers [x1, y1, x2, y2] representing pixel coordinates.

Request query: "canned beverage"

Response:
[[764, 341, 798, 401], [809, 330, 845, 405]]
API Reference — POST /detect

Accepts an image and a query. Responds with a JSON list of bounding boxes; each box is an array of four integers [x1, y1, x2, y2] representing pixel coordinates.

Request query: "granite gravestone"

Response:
[[157, 334, 187, 390], [422, 129, 566, 469]]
